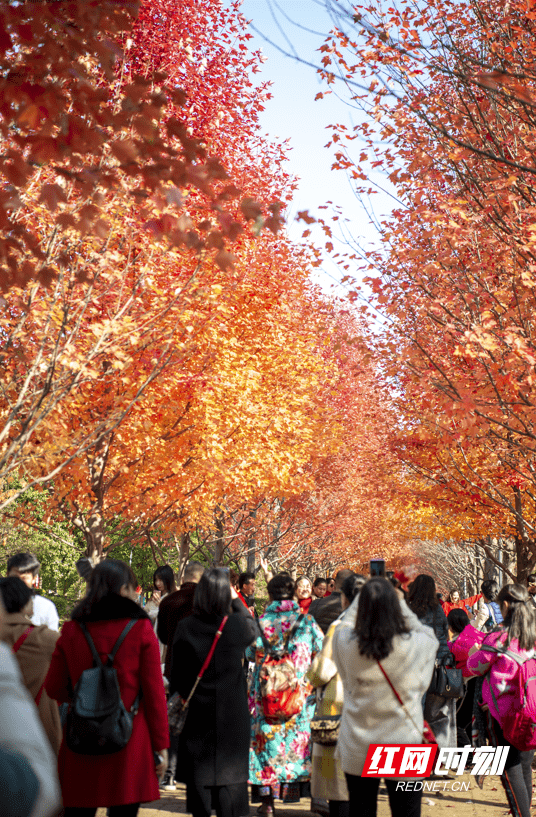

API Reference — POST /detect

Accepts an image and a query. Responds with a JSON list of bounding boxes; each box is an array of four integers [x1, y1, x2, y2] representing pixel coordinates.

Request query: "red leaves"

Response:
[[240, 197, 263, 221], [214, 250, 236, 271], [38, 184, 67, 212], [110, 138, 139, 164]]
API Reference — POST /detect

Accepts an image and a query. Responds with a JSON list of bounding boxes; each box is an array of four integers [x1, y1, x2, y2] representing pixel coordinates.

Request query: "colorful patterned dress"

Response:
[[247, 599, 324, 798]]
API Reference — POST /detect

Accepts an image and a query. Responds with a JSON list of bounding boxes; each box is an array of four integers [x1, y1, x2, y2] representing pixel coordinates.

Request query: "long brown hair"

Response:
[[497, 584, 536, 651]]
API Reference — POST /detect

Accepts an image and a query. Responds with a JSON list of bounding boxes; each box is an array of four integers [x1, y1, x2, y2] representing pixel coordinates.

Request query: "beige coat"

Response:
[[332, 598, 438, 776], [307, 616, 349, 801], [2, 613, 62, 755]]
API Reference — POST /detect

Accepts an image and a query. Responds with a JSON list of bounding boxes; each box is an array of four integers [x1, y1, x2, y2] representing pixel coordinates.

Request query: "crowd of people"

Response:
[[2, 551, 536, 817]]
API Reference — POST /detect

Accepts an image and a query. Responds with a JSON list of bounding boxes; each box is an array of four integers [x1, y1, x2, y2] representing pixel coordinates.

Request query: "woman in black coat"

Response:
[[170, 567, 256, 817], [407, 573, 456, 748]]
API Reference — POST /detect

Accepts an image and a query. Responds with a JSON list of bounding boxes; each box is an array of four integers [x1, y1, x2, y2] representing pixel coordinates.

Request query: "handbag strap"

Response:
[[12, 626, 33, 653], [377, 659, 424, 740], [184, 614, 228, 706], [12, 626, 46, 705]]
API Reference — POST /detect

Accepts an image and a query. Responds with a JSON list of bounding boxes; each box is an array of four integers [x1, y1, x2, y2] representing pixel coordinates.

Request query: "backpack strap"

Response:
[[79, 621, 105, 668], [107, 620, 138, 666], [12, 626, 33, 653], [480, 643, 534, 666], [79, 620, 141, 714]]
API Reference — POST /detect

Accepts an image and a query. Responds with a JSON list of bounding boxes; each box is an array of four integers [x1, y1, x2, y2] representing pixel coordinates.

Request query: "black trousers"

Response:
[[345, 773, 421, 817], [329, 799, 350, 817], [486, 714, 534, 817], [187, 781, 249, 817], [64, 806, 139, 817]]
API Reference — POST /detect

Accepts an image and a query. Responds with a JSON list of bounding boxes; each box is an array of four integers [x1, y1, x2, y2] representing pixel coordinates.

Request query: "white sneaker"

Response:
[[160, 774, 176, 791]]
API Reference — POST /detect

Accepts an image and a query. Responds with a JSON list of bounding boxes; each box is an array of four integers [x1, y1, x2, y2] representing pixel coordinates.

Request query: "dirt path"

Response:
[[96, 775, 512, 817]]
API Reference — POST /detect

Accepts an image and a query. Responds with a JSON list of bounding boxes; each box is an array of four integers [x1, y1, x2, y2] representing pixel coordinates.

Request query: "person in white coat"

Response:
[[0, 594, 61, 817], [7, 552, 59, 631], [332, 577, 438, 817]]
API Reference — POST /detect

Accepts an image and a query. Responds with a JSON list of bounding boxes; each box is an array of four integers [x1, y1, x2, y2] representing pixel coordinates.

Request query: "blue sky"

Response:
[[238, 1, 391, 291]]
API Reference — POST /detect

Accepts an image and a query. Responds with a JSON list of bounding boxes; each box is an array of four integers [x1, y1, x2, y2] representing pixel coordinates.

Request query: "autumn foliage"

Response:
[[319, 0, 536, 578], [0, 0, 418, 574]]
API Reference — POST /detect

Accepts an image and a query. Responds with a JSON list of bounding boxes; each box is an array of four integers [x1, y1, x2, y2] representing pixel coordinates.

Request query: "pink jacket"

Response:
[[465, 630, 536, 723], [448, 624, 485, 677]]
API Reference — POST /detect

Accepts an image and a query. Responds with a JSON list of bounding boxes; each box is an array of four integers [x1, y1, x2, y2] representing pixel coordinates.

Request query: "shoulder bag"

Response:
[[167, 615, 228, 737], [310, 683, 340, 746], [378, 659, 437, 745], [427, 607, 464, 698]]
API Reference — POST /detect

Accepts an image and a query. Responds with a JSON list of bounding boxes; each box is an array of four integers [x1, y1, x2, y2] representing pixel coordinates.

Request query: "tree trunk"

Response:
[[177, 532, 190, 583], [213, 509, 225, 565], [247, 510, 256, 573], [513, 487, 533, 583]]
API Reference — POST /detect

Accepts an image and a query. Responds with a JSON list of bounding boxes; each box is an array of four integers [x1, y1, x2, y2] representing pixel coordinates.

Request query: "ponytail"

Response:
[[497, 584, 536, 651]]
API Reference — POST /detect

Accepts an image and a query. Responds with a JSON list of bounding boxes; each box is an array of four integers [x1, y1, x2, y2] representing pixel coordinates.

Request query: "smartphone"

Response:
[[370, 558, 386, 578]]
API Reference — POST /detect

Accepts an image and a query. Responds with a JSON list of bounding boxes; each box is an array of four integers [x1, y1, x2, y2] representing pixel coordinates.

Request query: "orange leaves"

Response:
[[319, 0, 536, 557]]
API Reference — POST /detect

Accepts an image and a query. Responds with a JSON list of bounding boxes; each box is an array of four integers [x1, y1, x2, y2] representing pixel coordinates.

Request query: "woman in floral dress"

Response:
[[248, 574, 324, 815]]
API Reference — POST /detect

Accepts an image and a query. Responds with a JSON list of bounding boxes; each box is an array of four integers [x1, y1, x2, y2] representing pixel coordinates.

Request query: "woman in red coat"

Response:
[[45, 559, 169, 817], [441, 587, 482, 617]]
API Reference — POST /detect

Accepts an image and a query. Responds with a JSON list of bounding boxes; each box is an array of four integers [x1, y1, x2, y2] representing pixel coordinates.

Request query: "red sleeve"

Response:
[[44, 624, 73, 704], [139, 620, 169, 751], [464, 594, 482, 607]]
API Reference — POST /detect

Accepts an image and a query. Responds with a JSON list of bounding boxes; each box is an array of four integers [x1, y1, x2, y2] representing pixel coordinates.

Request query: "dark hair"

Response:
[[497, 584, 536, 651], [238, 572, 255, 591], [527, 574, 536, 584], [313, 577, 327, 588], [229, 569, 239, 589], [153, 565, 175, 595], [447, 587, 460, 602], [341, 574, 365, 603], [481, 579, 499, 602], [407, 574, 439, 619], [71, 559, 138, 619], [355, 578, 410, 660], [334, 569, 355, 590], [7, 552, 40, 576], [267, 574, 295, 601], [0, 576, 33, 613], [447, 608, 470, 634], [193, 568, 231, 617]]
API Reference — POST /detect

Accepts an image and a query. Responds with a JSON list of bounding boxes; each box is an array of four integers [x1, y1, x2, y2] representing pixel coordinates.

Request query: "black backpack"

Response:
[[66, 620, 141, 755]]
